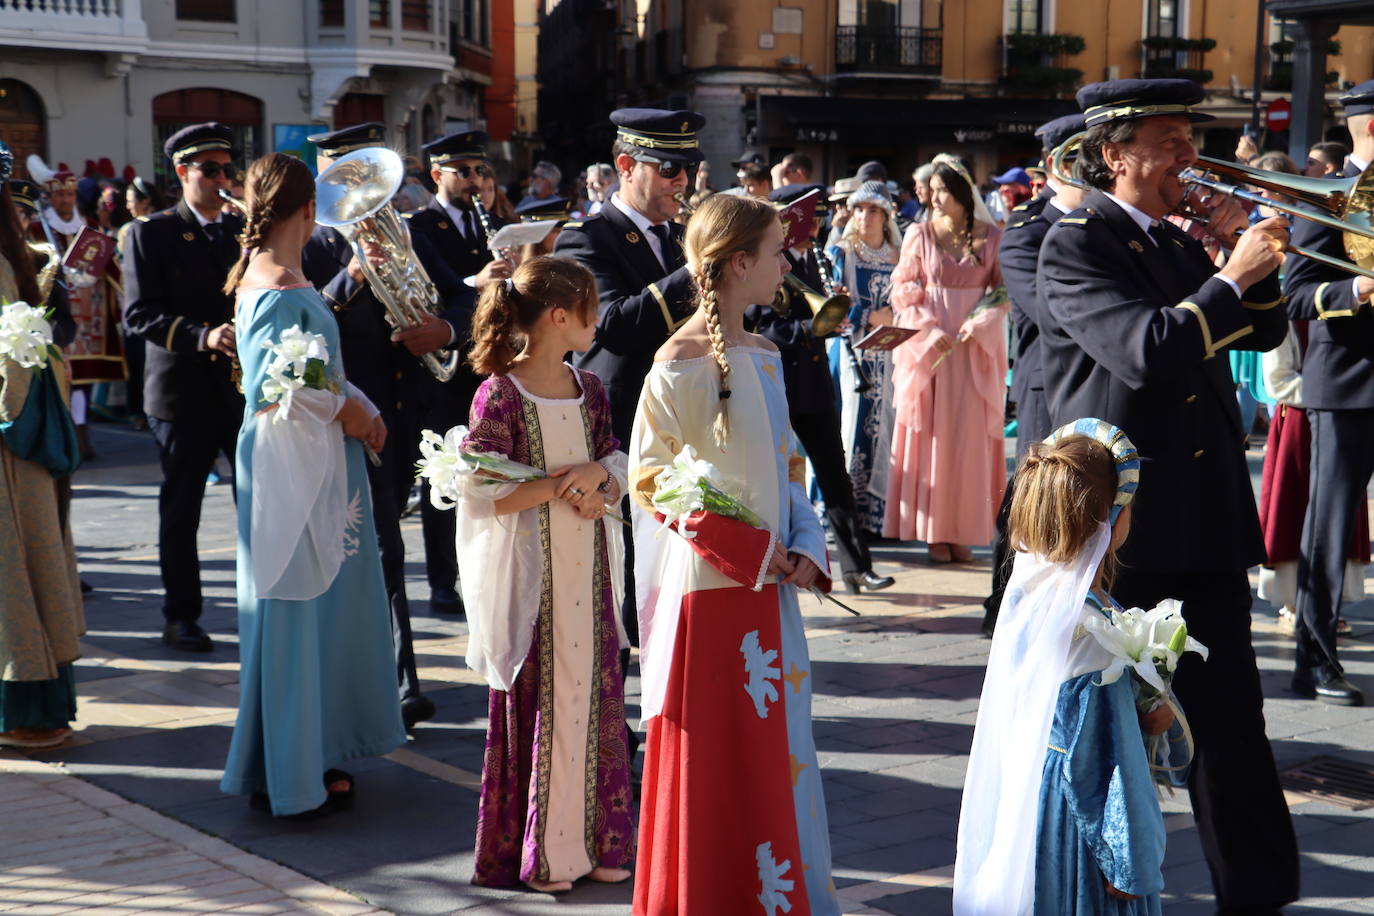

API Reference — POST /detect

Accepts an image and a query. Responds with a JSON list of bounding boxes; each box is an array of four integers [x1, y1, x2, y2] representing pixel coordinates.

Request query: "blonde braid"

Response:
[[698, 263, 731, 450]]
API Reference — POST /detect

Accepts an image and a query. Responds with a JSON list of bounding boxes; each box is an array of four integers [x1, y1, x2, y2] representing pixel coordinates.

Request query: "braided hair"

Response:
[[682, 193, 778, 450], [222, 153, 315, 296]]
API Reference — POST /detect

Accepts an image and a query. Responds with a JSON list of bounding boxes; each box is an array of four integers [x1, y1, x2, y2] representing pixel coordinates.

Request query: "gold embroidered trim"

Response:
[[523, 388, 556, 883], [1315, 282, 1358, 319], [580, 400, 603, 866], [1242, 294, 1285, 311], [1212, 324, 1254, 352], [165, 316, 185, 351], [616, 128, 700, 150], [1177, 301, 1214, 359], [1047, 743, 1068, 754], [649, 282, 689, 333]]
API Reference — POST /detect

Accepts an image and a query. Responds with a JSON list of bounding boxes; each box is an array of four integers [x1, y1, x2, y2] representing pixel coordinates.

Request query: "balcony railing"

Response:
[[835, 26, 941, 75], [0, 0, 148, 48]]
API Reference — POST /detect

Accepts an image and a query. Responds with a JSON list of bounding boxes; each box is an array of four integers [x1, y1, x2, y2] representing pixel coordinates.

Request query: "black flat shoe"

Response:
[[401, 694, 436, 731], [430, 587, 464, 616], [858, 571, 895, 591], [161, 620, 213, 652], [1291, 667, 1364, 706]]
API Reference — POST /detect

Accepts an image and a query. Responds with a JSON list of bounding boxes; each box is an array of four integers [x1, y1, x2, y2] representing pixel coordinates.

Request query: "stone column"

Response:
[[1287, 17, 1339, 162]]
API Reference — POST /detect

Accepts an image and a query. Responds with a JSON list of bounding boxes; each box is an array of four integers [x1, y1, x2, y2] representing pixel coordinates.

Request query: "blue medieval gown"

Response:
[[1034, 594, 1166, 914], [220, 283, 405, 816]]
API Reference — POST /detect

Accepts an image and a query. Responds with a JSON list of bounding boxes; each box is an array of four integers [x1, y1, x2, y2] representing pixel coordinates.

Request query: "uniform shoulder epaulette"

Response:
[[136, 214, 151, 222], [1057, 217, 1090, 226], [562, 220, 584, 229], [1008, 214, 1040, 228], [1011, 201, 1032, 212], [401, 211, 415, 219]]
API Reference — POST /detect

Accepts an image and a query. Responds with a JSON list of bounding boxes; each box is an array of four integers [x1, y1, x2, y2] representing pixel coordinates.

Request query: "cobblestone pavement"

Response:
[[4, 420, 1374, 914]]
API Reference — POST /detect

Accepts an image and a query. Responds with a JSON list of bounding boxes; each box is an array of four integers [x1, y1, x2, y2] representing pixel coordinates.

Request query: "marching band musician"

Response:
[[404, 130, 507, 619], [553, 107, 704, 747], [746, 183, 893, 595], [26, 154, 124, 460], [300, 122, 472, 731], [1280, 79, 1374, 708], [982, 112, 1085, 635], [1036, 78, 1299, 909], [122, 122, 244, 653]]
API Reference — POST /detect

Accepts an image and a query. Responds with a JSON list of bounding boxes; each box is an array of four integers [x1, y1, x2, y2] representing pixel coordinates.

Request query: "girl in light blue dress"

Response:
[[956, 420, 1168, 914], [220, 153, 404, 817]]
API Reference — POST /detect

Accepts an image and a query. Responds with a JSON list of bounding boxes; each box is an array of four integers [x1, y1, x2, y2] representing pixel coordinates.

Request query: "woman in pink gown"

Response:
[[884, 155, 1007, 562]]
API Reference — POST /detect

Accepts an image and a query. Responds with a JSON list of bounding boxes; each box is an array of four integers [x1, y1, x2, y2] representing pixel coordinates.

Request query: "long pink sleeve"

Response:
[[890, 223, 932, 330]]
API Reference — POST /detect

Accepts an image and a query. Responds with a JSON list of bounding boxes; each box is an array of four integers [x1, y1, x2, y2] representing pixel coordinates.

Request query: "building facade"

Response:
[[0, 0, 529, 187], [537, 0, 1374, 188]]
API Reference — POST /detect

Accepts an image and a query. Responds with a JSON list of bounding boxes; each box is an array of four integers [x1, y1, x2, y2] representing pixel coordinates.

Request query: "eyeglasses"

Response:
[[440, 164, 493, 179], [634, 156, 694, 181], [189, 161, 238, 180]]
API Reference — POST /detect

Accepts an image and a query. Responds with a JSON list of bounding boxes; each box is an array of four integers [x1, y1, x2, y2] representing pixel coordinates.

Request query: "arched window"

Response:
[[333, 93, 386, 130], [0, 80, 47, 180], [152, 88, 263, 187]]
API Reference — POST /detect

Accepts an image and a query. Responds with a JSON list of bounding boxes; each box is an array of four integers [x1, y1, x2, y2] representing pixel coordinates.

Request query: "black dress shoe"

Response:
[[858, 571, 895, 591], [430, 587, 464, 616], [1291, 667, 1363, 706], [401, 694, 436, 731], [162, 621, 213, 652]]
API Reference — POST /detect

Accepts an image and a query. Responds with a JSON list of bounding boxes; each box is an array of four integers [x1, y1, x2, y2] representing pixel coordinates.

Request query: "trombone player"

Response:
[[1281, 79, 1374, 708], [1036, 78, 1298, 910], [301, 122, 472, 731]]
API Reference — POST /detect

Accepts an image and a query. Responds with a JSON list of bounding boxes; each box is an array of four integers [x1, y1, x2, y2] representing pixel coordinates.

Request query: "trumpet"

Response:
[[771, 273, 851, 337], [1048, 132, 1374, 280], [673, 192, 695, 217], [316, 148, 461, 382], [811, 241, 871, 393], [217, 188, 248, 215]]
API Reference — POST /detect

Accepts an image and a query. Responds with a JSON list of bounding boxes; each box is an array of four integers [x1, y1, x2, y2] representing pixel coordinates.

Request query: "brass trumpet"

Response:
[[771, 273, 851, 337], [673, 192, 695, 217], [1048, 132, 1374, 280], [217, 188, 248, 215]]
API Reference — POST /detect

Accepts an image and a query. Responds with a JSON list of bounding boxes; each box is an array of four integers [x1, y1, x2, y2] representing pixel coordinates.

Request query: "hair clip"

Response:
[[503, 277, 515, 293], [719, 389, 731, 400]]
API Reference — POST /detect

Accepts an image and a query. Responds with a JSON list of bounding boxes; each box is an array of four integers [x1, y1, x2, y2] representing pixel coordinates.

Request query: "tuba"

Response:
[[1048, 132, 1374, 280], [316, 148, 461, 382]]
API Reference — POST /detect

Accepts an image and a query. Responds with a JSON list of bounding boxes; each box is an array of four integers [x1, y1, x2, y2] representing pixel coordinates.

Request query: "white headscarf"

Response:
[[931, 153, 996, 226], [953, 522, 1113, 914]]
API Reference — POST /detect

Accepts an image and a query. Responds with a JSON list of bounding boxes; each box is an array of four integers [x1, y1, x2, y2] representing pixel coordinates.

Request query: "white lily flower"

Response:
[[0, 301, 55, 370]]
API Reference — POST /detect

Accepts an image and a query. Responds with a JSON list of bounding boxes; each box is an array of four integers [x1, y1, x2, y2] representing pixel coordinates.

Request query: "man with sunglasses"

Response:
[[554, 108, 705, 757], [301, 122, 473, 731], [407, 131, 511, 288], [122, 122, 245, 653]]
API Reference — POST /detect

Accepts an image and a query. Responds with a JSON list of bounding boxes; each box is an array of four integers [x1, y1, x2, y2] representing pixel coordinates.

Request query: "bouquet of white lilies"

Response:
[[259, 325, 335, 421], [650, 444, 859, 616], [0, 301, 60, 370], [1081, 598, 1209, 783], [416, 425, 627, 525]]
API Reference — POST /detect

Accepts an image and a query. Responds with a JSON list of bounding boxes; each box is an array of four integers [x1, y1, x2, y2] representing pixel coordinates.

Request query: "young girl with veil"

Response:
[[954, 419, 1172, 914]]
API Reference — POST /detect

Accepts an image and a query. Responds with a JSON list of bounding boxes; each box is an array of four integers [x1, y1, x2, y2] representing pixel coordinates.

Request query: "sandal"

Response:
[[0, 727, 71, 749], [950, 544, 974, 563], [588, 866, 631, 884], [250, 769, 355, 818], [525, 878, 573, 894], [928, 543, 952, 564]]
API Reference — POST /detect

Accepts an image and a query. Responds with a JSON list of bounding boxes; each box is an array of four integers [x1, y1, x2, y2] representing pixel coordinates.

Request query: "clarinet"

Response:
[[813, 241, 872, 394], [471, 195, 511, 262]]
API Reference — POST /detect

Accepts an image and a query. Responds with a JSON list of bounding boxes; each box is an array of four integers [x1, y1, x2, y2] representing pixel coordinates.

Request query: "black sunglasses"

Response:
[[634, 156, 694, 181], [190, 161, 238, 180], [441, 164, 493, 179]]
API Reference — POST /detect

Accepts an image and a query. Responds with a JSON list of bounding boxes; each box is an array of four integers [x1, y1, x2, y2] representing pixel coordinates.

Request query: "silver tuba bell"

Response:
[[315, 148, 462, 382]]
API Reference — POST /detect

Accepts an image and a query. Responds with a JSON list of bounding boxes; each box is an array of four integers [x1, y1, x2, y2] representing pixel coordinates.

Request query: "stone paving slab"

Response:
[[4, 422, 1374, 913]]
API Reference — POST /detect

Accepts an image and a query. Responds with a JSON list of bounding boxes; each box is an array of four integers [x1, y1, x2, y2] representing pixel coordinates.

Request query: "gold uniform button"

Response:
[[1193, 449, 1205, 458], [1185, 394, 1198, 403]]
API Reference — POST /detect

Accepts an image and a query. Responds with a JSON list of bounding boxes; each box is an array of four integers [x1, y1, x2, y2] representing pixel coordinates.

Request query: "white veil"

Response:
[[953, 522, 1111, 914], [932, 153, 997, 226]]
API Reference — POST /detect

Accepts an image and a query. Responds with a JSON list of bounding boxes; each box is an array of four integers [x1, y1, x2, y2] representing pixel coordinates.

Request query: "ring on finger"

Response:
[[569, 486, 584, 496]]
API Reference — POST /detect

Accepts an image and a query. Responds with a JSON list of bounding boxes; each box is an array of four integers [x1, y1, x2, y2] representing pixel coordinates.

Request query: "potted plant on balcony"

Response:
[[1002, 32, 1085, 96]]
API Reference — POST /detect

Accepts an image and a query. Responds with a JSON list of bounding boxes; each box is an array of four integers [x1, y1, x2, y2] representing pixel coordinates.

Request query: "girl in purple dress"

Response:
[[454, 256, 635, 893]]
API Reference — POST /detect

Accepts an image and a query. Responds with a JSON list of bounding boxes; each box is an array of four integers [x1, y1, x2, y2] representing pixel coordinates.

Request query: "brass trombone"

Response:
[[1048, 133, 1374, 280]]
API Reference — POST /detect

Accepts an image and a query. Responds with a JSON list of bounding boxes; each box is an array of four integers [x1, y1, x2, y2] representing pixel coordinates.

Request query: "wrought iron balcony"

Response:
[[835, 25, 941, 75]]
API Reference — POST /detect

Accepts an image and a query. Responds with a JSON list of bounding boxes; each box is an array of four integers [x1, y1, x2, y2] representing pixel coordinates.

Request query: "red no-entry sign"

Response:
[[1266, 97, 1292, 131]]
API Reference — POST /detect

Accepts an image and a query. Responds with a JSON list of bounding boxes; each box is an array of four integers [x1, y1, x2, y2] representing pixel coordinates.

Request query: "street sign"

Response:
[[1266, 97, 1292, 131]]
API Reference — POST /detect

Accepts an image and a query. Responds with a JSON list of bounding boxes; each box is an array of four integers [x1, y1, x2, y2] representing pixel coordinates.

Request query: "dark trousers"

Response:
[[984, 386, 1048, 627], [1115, 567, 1300, 908], [1295, 407, 1374, 675], [149, 413, 239, 623], [792, 407, 872, 576], [366, 441, 422, 701], [124, 333, 146, 417], [419, 377, 472, 594]]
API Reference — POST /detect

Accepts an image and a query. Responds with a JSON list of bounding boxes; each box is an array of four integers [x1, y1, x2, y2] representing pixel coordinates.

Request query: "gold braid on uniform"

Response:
[[696, 261, 731, 450]]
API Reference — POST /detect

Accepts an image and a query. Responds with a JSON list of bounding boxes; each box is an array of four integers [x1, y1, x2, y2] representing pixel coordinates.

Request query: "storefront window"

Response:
[[1006, 0, 1043, 35]]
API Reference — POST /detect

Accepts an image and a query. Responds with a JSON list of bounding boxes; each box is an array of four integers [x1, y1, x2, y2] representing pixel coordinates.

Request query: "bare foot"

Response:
[[588, 866, 631, 883], [525, 878, 573, 894]]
